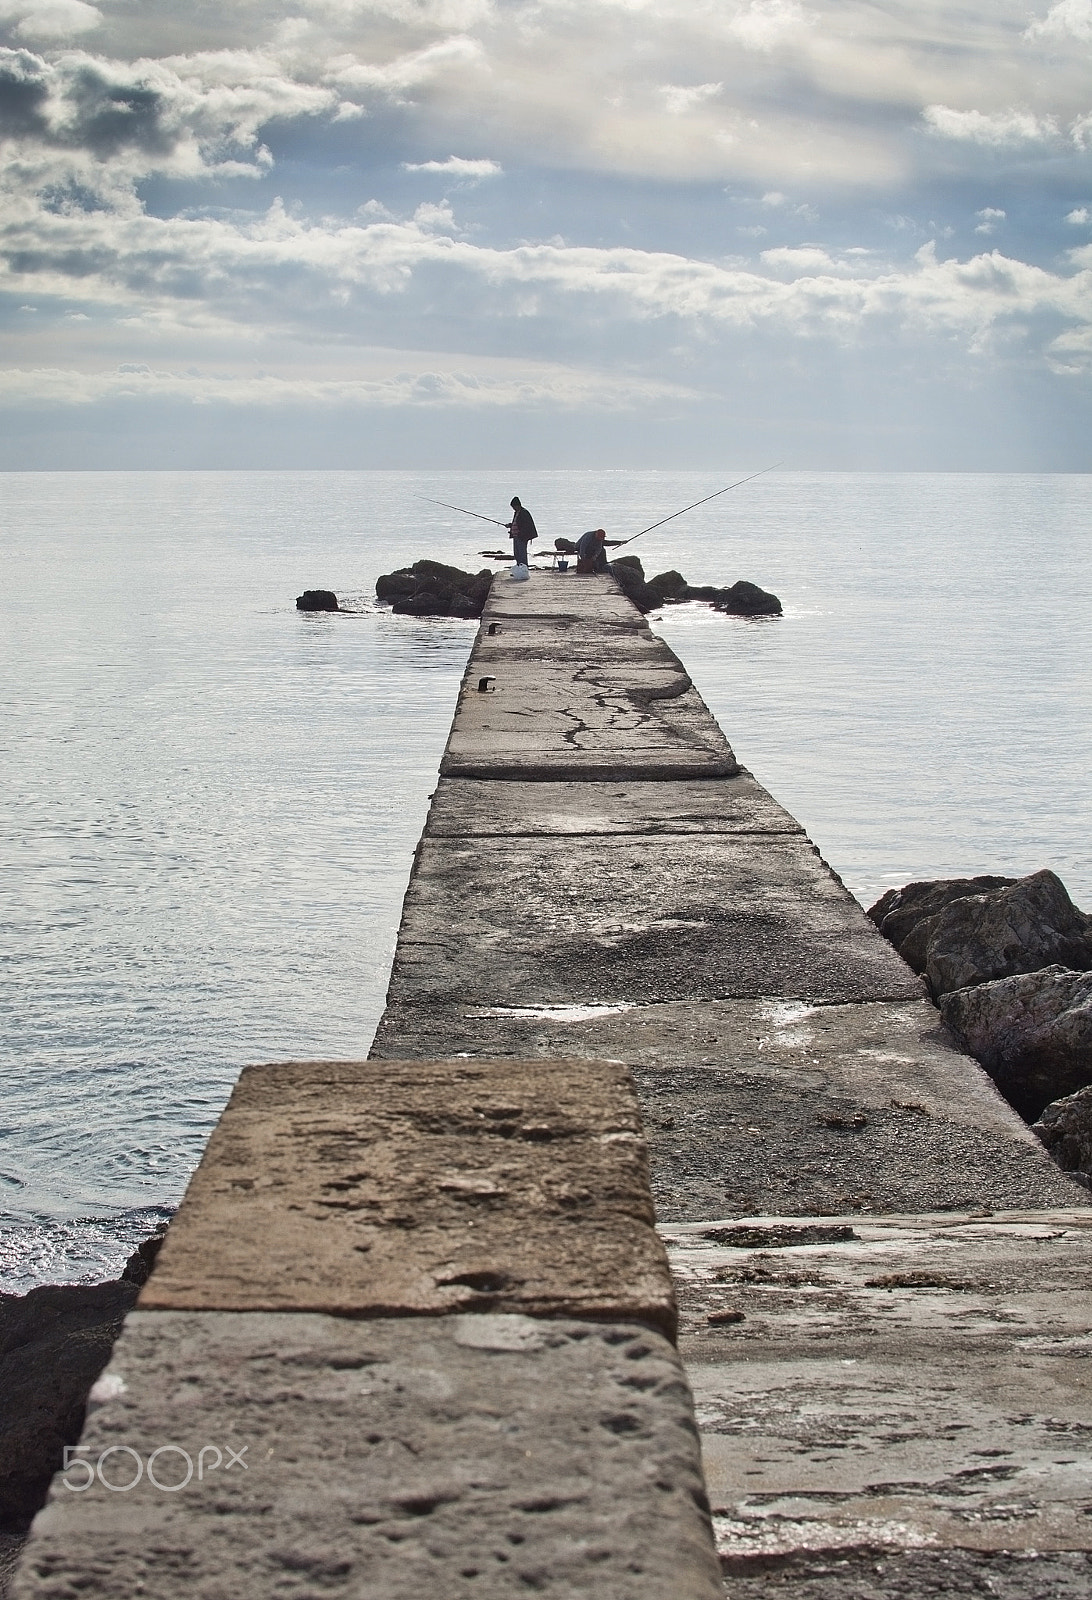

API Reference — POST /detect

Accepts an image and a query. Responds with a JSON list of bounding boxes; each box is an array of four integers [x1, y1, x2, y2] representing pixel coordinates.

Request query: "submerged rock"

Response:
[[296, 589, 340, 612], [376, 560, 492, 618], [1033, 1083, 1092, 1185], [941, 965, 1092, 1122]]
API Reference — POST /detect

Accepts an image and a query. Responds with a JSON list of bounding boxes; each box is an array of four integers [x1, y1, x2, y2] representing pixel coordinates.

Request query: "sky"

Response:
[[0, 0, 1090, 468]]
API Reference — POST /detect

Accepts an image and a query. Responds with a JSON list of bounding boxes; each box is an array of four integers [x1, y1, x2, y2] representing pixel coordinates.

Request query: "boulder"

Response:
[[0, 1280, 137, 1530], [921, 870, 1092, 998], [868, 876, 1017, 969], [645, 570, 689, 605], [295, 589, 340, 612], [610, 557, 663, 614], [0, 1228, 166, 1534], [940, 965, 1092, 1121], [1033, 1084, 1092, 1183], [713, 580, 782, 617], [376, 561, 493, 618]]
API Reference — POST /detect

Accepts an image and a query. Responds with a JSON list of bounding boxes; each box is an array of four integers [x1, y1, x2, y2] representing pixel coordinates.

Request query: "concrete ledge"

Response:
[[662, 1210, 1092, 1568], [13, 1311, 723, 1600], [139, 1058, 677, 1337]]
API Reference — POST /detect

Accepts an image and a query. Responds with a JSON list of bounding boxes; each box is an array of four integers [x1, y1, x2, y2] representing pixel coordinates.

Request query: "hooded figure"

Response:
[[507, 497, 538, 566]]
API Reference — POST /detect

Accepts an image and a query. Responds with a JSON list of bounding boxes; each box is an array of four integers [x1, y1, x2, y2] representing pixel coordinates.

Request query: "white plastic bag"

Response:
[[509, 562, 530, 582]]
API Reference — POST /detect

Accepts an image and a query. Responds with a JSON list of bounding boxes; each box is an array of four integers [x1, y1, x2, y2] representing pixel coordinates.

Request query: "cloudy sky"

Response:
[[1, 0, 1090, 467]]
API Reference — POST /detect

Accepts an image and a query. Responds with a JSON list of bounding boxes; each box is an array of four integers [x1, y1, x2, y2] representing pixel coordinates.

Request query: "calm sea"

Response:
[[2, 470, 1090, 1290]]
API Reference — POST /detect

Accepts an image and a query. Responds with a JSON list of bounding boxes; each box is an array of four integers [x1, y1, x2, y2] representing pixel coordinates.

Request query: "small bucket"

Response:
[[557, 559, 569, 571]]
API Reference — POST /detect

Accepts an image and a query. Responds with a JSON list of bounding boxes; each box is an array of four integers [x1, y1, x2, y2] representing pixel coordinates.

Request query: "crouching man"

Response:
[[575, 527, 609, 574]]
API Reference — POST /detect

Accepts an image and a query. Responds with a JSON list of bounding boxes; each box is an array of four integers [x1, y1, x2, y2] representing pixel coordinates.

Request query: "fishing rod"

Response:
[[416, 494, 509, 528], [615, 462, 782, 546]]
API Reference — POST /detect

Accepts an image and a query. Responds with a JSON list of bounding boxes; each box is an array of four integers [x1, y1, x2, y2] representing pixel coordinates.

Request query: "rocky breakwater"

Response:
[[609, 556, 781, 617], [870, 870, 1092, 1182], [375, 559, 493, 618]]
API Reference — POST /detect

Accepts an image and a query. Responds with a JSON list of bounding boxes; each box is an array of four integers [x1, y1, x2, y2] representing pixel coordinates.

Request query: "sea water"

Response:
[[2, 470, 1090, 1290]]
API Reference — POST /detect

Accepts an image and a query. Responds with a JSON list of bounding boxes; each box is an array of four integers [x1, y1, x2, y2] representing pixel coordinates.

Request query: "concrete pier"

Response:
[[372, 570, 1092, 1592], [13, 567, 1091, 1597]]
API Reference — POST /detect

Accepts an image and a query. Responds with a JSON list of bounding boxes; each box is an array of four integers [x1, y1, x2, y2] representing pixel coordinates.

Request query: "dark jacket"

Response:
[[510, 506, 538, 542]]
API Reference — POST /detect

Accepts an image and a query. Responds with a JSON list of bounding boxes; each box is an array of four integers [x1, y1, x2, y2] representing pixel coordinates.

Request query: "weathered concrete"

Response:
[[367, 568, 1092, 1594], [383, 832, 922, 1009], [441, 577, 737, 780], [141, 1057, 675, 1336], [664, 1210, 1092, 1570], [424, 774, 804, 838], [13, 1311, 722, 1600], [372, 1000, 1083, 1218]]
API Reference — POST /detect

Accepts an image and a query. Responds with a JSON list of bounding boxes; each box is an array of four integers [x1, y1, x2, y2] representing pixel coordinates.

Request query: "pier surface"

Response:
[[13, 569, 1091, 1598], [372, 571, 1092, 1592]]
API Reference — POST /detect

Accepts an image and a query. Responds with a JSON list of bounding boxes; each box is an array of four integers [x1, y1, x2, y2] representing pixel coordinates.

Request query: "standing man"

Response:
[[507, 497, 538, 566]]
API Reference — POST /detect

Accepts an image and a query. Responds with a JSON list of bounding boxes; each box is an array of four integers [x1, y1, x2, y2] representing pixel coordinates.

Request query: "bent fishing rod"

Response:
[[415, 494, 509, 528], [614, 462, 782, 546]]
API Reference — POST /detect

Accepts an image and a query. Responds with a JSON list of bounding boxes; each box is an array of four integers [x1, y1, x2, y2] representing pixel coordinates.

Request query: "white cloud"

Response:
[[1067, 206, 1091, 223], [0, 358, 697, 411], [660, 82, 722, 115], [1025, 0, 1092, 42], [974, 206, 1006, 234], [403, 156, 502, 177], [922, 105, 1060, 146], [2, 0, 102, 42], [727, 0, 813, 52]]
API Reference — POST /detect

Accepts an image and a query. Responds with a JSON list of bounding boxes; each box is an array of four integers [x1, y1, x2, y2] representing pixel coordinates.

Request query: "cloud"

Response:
[[0, 1, 101, 43], [402, 155, 502, 177], [1067, 206, 1091, 224], [922, 105, 1060, 146], [974, 206, 1005, 234], [660, 82, 722, 115], [726, 0, 814, 52], [0, 357, 698, 411], [1025, 0, 1092, 42]]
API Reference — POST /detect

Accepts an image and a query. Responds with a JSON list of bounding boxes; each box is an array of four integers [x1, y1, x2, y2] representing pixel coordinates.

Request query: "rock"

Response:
[[713, 580, 782, 617], [295, 590, 340, 612], [646, 570, 689, 605], [610, 556, 669, 614], [0, 1281, 137, 1531], [376, 561, 492, 618], [941, 965, 1092, 1121], [922, 870, 1092, 998], [1033, 1083, 1092, 1181], [868, 876, 1018, 969]]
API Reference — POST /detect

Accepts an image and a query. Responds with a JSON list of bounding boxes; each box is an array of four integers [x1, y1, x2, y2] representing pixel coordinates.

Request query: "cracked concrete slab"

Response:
[[660, 1211, 1092, 1571], [424, 773, 804, 838], [441, 574, 738, 780], [440, 659, 737, 781], [140, 1057, 676, 1335], [12, 1312, 723, 1600], [382, 833, 922, 1010], [370, 1000, 1083, 1218]]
